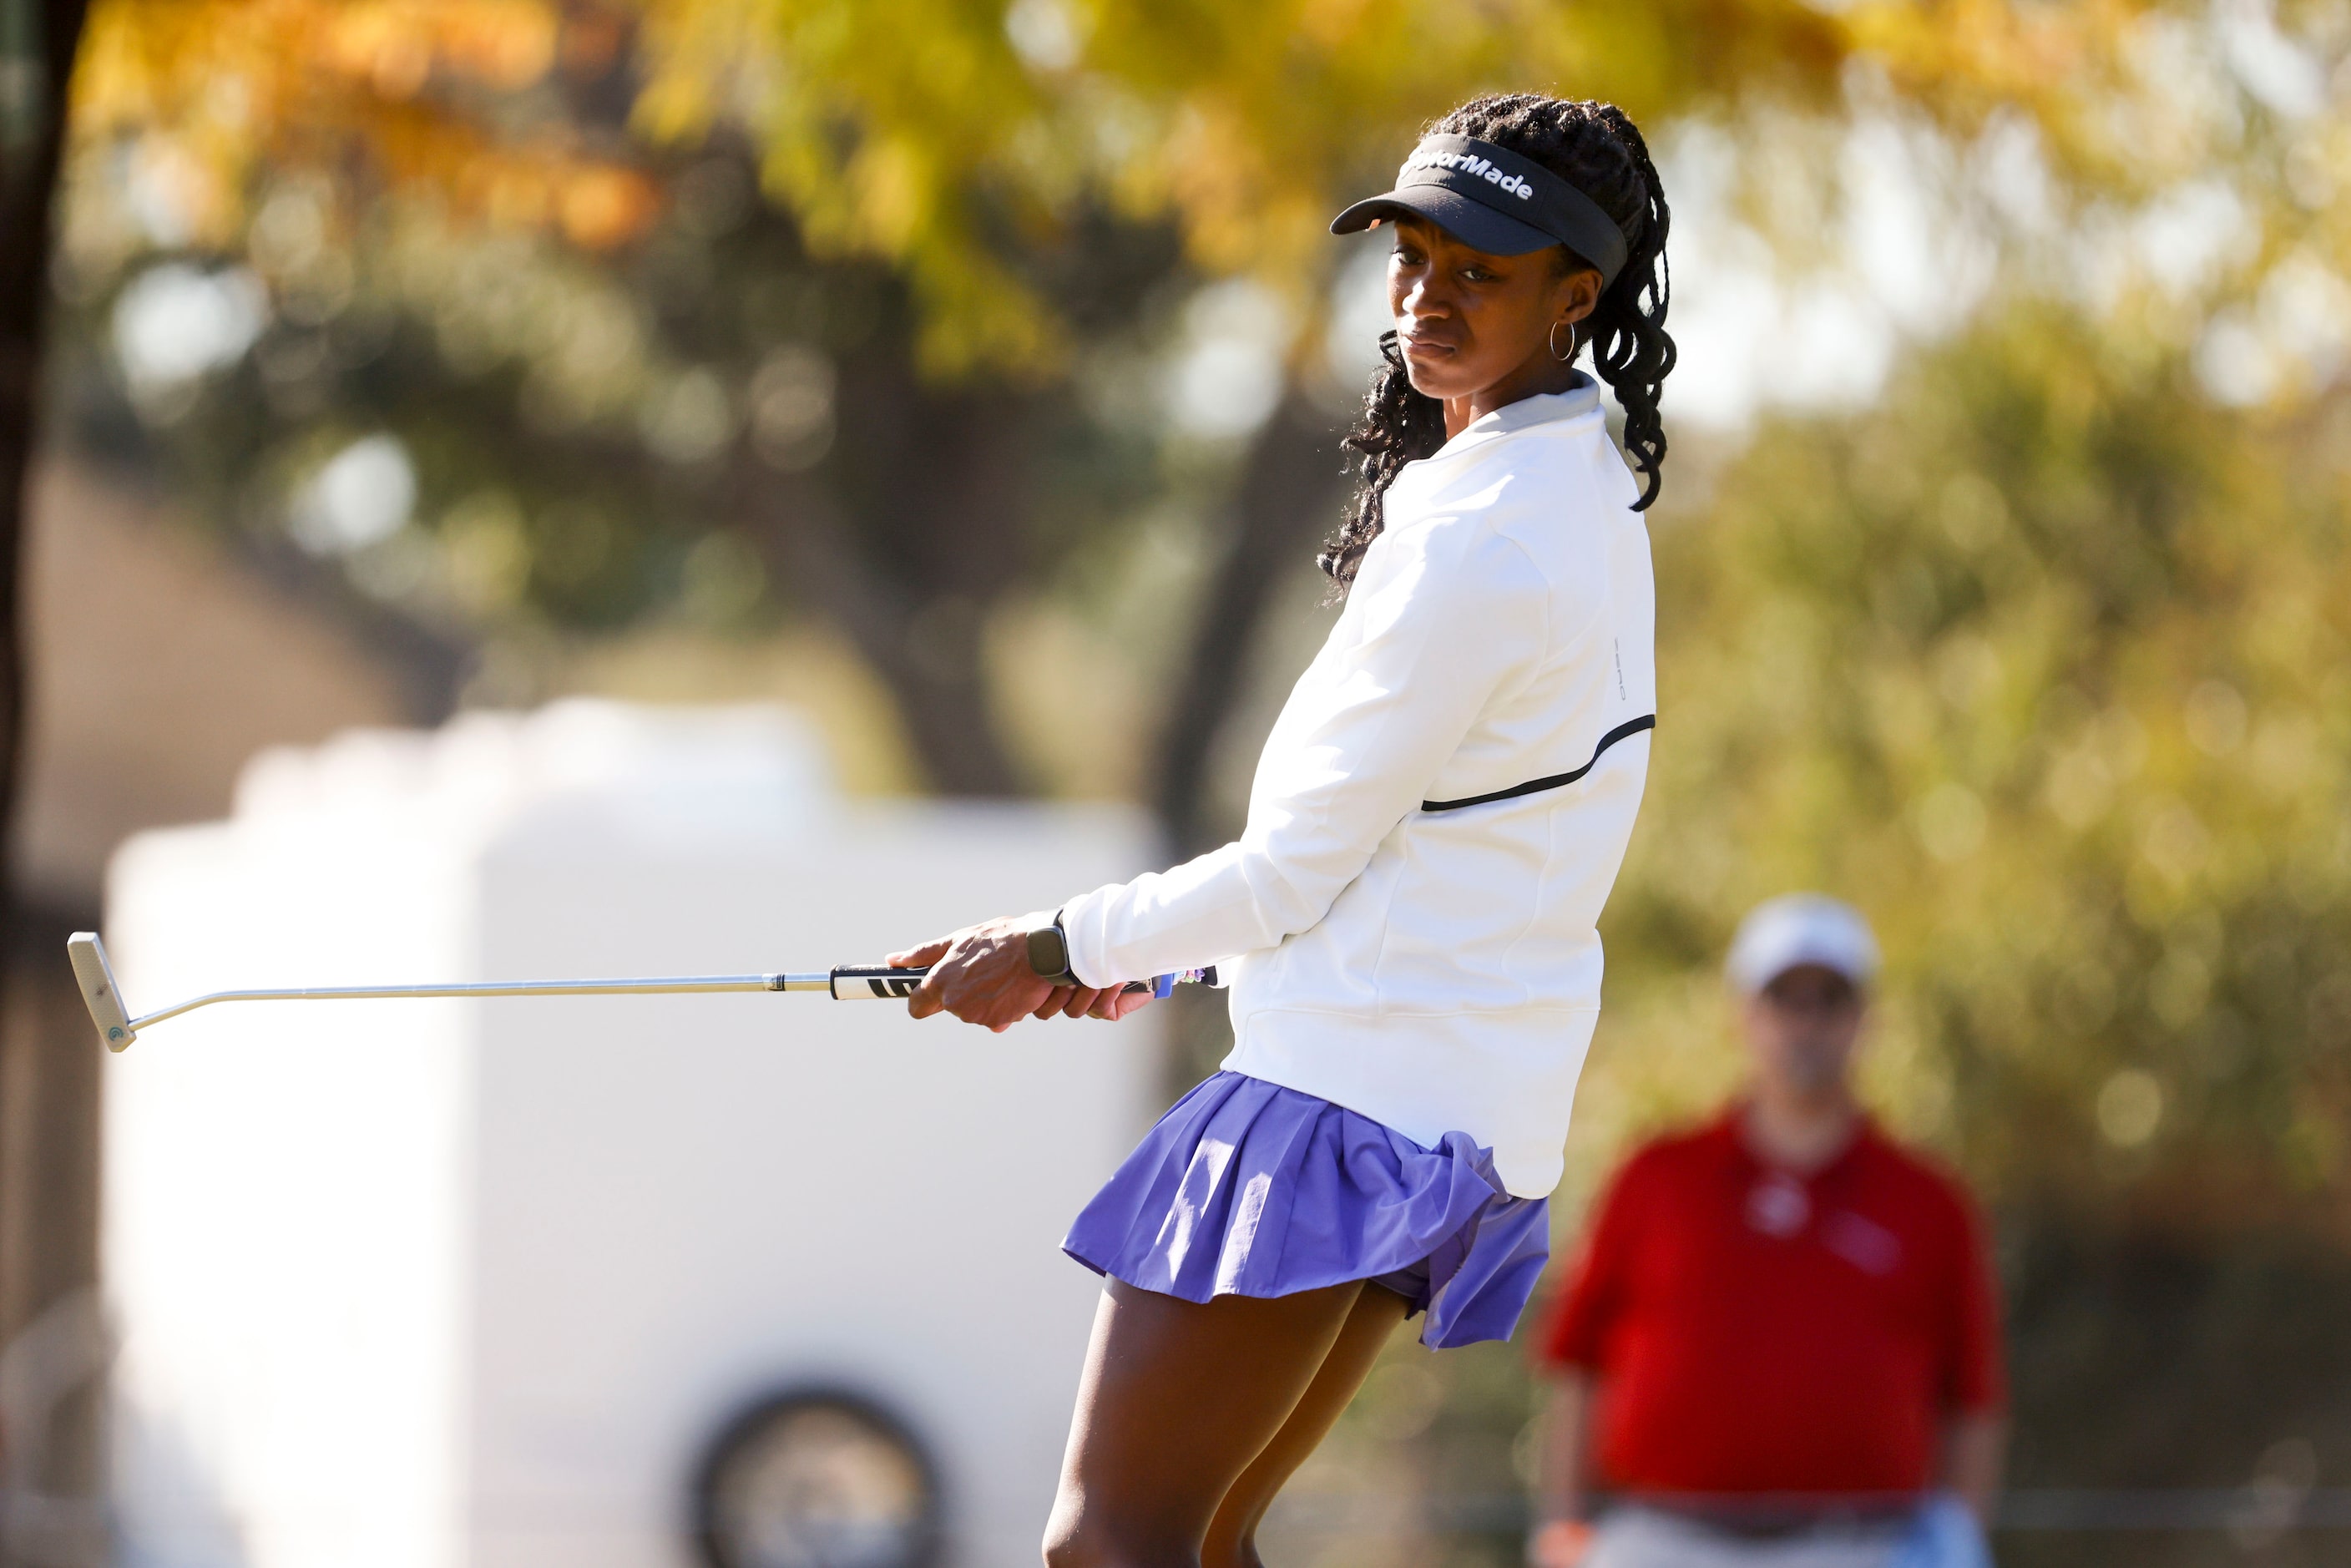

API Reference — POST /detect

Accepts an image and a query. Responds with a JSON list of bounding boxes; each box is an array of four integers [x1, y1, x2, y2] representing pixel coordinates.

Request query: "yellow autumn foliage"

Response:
[[71, 0, 658, 251], [74, 0, 2192, 370], [628, 0, 2173, 367]]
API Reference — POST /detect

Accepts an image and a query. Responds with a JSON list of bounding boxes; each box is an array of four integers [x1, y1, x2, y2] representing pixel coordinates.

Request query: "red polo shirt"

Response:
[[1538, 1111, 2004, 1499]]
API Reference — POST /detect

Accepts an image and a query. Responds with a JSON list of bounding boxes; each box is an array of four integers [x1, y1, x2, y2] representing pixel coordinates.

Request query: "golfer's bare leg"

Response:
[[1043, 1277, 1368, 1568], [1201, 1283, 1412, 1568]]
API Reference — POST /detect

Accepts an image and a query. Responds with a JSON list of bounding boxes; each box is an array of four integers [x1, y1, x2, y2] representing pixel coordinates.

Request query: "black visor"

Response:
[[1330, 134, 1631, 287]]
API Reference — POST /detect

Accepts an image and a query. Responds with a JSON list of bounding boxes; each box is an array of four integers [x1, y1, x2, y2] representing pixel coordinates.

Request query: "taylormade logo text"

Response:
[[1403, 149, 1534, 200]]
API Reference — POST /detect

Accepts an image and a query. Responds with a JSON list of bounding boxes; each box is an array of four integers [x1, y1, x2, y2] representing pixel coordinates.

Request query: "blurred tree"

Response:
[[632, 0, 2167, 367], [53, 0, 2251, 817], [4, 0, 88, 922], [25, 0, 666, 745], [70, 0, 662, 249], [47, 146, 1190, 789], [53, 0, 1199, 792], [4, 0, 89, 852], [2, 5, 99, 1556]]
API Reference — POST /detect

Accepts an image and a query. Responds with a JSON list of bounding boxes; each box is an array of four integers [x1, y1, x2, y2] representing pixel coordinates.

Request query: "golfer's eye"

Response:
[[1460, 264, 1497, 282]]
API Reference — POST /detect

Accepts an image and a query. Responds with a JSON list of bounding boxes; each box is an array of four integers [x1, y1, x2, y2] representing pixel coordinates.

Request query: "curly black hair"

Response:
[[1320, 94, 1676, 589]]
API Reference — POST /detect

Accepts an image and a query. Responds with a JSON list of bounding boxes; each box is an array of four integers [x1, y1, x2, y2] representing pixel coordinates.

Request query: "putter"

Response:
[[67, 933, 1207, 1053]]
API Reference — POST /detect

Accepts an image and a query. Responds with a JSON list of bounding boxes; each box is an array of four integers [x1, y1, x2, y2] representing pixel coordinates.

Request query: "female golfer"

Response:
[[889, 93, 1675, 1568]]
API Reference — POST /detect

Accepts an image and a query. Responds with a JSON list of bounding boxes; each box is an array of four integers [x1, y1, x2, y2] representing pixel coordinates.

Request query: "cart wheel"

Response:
[[692, 1388, 943, 1568]]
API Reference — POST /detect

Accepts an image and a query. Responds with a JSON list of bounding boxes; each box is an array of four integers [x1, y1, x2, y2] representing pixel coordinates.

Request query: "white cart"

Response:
[[101, 701, 1160, 1568]]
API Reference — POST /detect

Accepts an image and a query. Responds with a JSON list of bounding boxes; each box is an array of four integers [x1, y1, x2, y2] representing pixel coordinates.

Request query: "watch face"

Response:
[[1027, 923, 1069, 977]]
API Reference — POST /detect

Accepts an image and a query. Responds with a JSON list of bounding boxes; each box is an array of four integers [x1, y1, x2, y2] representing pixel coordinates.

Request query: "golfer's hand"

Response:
[[1064, 983, 1155, 1023], [1526, 1520, 1593, 1568], [888, 919, 1150, 1031]]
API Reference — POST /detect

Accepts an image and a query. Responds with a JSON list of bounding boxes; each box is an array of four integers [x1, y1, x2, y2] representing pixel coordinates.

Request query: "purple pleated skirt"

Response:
[[1062, 1071, 1551, 1348]]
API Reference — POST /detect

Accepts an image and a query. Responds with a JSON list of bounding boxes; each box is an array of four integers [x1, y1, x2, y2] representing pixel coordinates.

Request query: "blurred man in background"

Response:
[[1529, 894, 2005, 1568]]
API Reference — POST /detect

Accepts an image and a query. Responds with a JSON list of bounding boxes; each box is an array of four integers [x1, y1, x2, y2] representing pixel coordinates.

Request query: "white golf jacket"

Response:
[[1060, 379, 1656, 1197]]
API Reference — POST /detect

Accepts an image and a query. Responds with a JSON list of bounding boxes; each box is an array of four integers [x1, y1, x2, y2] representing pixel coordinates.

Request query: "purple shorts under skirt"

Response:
[[1061, 1070, 1550, 1349]]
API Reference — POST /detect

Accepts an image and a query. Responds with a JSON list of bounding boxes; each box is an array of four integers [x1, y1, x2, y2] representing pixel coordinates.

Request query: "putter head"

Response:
[[67, 933, 136, 1052]]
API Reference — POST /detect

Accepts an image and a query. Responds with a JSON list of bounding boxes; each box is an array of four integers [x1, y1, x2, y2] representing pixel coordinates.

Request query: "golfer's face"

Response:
[[1386, 216, 1580, 401], [1745, 964, 1864, 1097]]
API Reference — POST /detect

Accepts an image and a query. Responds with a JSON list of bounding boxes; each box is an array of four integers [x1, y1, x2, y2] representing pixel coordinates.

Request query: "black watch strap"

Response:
[[1026, 913, 1079, 986]]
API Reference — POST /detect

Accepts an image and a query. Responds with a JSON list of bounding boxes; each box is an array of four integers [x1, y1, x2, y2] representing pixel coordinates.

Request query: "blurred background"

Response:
[[1, 0, 2349, 1563]]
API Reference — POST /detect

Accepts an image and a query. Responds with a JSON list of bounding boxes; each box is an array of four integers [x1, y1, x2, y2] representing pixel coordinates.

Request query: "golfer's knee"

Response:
[[1042, 1510, 1196, 1568]]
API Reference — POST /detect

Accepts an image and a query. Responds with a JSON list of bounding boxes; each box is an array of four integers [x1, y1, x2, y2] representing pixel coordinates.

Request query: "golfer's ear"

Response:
[[1559, 263, 1601, 322]]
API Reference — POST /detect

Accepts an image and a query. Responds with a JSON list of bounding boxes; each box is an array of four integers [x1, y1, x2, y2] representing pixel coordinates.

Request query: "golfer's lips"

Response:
[[1397, 329, 1457, 359]]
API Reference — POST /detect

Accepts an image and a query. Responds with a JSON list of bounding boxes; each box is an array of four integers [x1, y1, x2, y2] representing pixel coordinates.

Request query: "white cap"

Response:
[[1725, 893, 1880, 996]]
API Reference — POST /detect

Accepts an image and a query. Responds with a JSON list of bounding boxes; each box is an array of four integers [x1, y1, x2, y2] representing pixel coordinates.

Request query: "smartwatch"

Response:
[[1025, 913, 1080, 986]]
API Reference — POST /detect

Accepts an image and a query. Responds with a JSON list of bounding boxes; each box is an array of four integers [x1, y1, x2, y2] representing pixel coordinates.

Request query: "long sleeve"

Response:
[[1059, 511, 1550, 988]]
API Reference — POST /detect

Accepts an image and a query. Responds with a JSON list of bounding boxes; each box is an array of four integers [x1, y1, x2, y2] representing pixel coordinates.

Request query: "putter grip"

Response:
[[826, 965, 1162, 1002]]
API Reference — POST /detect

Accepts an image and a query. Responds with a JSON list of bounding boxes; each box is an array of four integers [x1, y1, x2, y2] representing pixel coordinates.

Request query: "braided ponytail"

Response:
[[1321, 94, 1676, 590]]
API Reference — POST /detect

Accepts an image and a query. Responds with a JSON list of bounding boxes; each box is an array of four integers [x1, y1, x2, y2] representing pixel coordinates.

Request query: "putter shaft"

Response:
[[69, 932, 1208, 1053], [129, 973, 836, 1033]]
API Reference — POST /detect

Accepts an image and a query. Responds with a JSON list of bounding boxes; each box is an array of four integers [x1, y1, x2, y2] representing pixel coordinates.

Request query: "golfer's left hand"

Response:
[[890, 918, 1153, 1031]]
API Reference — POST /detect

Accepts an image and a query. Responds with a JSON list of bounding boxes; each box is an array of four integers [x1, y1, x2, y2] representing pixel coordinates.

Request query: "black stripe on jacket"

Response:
[[1419, 714, 1656, 813]]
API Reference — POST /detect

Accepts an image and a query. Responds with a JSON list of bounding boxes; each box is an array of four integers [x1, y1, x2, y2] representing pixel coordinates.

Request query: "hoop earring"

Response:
[[1550, 320, 1577, 362]]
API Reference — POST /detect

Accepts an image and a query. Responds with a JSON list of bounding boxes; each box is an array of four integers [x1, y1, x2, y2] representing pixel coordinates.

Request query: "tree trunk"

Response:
[[736, 463, 1027, 797], [0, 4, 104, 1563], [1152, 389, 1348, 855], [2, 0, 89, 888]]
